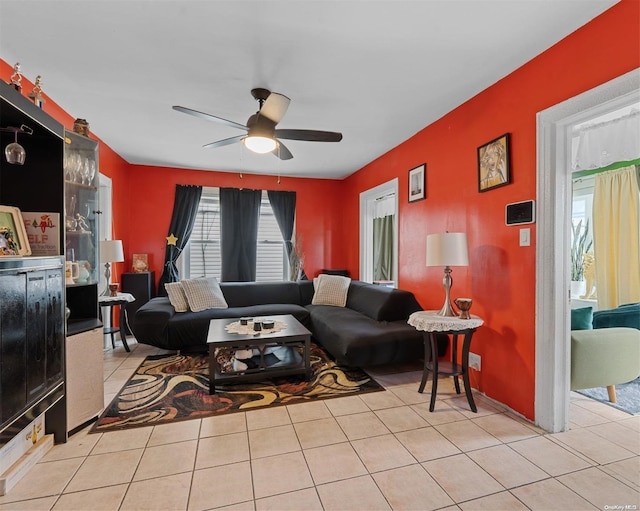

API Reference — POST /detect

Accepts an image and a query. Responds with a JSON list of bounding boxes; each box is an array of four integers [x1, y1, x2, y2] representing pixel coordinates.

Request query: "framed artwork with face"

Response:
[[478, 133, 510, 192]]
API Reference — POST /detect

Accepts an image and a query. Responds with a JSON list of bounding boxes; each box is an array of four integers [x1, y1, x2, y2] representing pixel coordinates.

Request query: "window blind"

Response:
[[187, 187, 286, 281]]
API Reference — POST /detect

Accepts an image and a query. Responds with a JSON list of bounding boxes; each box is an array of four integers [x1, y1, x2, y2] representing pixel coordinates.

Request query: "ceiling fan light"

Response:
[[244, 136, 277, 154]]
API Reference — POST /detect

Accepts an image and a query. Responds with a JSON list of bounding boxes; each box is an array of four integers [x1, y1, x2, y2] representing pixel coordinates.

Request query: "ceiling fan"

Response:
[[173, 88, 342, 160]]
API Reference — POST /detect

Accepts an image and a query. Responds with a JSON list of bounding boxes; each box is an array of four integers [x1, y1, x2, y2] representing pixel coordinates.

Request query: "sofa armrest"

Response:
[[132, 297, 176, 345], [346, 281, 422, 321]]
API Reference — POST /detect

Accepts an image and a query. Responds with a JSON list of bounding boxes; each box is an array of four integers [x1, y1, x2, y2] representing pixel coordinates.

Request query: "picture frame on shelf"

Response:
[[132, 253, 149, 272], [0, 205, 32, 256], [22, 212, 60, 256], [478, 133, 510, 192], [408, 164, 426, 203]]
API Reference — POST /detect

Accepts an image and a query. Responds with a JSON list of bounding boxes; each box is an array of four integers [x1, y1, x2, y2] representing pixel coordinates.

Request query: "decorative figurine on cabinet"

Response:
[[28, 75, 45, 108], [9, 62, 22, 92]]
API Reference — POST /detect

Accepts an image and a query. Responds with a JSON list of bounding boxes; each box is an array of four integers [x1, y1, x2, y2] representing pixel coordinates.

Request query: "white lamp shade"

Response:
[[426, 232, 469, 267], [100, 239, 124, 263]]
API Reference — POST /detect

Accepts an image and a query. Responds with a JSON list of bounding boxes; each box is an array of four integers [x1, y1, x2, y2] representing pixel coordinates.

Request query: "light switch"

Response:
[[519, 228, 531, 247]]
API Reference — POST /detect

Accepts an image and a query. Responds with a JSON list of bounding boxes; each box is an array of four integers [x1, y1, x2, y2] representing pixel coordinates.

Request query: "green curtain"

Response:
[[373, 214, 394, 281]]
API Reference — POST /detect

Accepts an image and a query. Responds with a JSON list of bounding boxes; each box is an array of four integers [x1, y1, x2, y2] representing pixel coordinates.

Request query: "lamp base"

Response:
[[437, 265, 458, 317], [436, 301, 458, 317], [101, 262, 111, 296]]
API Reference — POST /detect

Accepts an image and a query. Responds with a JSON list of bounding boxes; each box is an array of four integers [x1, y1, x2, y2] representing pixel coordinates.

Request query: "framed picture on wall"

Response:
[[408, 164, 426, 202], [0, 205, 31, 256], [478, 133, 510, 192]]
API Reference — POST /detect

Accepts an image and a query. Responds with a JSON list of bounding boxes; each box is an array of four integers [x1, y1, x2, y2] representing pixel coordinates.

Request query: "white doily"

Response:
[[225, 320, 288, 335], [408, 311, 483, 332], [98, 292, 135, 304]]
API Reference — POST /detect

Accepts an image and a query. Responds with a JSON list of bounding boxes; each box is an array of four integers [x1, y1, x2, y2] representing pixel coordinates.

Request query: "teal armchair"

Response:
[[570, 303, 640, 403]]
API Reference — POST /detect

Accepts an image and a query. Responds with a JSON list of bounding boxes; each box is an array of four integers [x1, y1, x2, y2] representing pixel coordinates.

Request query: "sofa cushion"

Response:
[[307, 304, 424, 366], [571, 306, 593, 331], [220, 281, 303, 307], [312, 274, 350, 307], [165, 282, 189, 312], [181, 277, 228, 312]]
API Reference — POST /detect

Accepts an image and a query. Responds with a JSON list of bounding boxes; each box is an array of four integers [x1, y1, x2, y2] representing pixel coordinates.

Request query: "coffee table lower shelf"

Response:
[[207, 315, 311, 395]]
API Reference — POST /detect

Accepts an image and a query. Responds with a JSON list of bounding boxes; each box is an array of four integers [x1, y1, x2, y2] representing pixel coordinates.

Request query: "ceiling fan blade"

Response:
[[273, 140, 293, 160], [202, 135, 245, 149], [259, 93, 291, 124], [275, 129, 342, 142], [173, 105, 247, 131]]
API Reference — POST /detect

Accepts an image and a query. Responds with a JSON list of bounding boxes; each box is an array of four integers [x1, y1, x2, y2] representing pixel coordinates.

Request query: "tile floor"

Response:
[[1, 339, 638, 511]]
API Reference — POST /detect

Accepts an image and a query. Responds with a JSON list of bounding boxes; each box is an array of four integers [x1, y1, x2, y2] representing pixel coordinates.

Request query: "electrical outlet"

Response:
[[469, 352, 481, 371]]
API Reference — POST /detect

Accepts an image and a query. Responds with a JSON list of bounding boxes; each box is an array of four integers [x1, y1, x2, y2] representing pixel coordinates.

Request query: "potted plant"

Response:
[[571, 219, 593, 297]]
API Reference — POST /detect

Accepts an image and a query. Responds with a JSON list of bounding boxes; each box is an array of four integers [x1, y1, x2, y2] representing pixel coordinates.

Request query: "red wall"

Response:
[[2, 0, 638, 421], [340, 0, 640, 418], [123, 166, 342, 287]]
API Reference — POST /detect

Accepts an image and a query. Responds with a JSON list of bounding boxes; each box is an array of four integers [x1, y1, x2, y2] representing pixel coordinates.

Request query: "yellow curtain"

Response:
[[593, 165, 640, 308]]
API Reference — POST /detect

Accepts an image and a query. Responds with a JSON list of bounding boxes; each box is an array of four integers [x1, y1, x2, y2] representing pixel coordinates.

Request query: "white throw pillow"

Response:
[[181, 277, 228, 312], [311, 274, 351, 307], [165, 282, 189, 312]]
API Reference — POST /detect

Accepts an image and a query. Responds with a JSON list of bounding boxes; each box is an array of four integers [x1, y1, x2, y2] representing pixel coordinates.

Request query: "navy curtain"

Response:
[[220, 187, 262, 282], [158, 184, 202, 295], [267, 190, 296, 259], [267, 190, 307, 280]]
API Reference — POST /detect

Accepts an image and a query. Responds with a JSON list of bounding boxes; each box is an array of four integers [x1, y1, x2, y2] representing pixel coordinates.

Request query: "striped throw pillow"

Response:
[[312, 274, 351, 307]]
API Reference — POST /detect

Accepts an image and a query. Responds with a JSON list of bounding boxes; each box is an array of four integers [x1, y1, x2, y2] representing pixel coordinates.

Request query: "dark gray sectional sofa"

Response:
[[132, 279, 432, 367]]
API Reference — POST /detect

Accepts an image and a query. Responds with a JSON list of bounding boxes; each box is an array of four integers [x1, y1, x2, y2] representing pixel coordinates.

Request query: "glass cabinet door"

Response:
[[64, 130, 99, 286]]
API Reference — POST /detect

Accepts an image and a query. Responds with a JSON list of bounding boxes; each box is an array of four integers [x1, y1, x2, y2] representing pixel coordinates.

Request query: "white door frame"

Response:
[[359, 178, 399, 283], [98, 173, 113, 295], [535, 68, 640, 432]]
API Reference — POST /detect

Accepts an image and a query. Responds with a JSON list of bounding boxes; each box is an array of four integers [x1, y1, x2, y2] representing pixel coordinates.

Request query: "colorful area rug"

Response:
[[91, 344, 383, 433], [576, 376, 640, 415]]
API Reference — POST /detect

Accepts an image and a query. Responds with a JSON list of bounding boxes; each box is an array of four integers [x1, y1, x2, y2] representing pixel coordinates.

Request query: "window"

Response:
[[185, 187, 287, 281], [571, 175, 594, 245]]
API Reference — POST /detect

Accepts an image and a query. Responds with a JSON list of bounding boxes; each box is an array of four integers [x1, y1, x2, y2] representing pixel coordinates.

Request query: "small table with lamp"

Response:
[[408, 311, 484, 412]]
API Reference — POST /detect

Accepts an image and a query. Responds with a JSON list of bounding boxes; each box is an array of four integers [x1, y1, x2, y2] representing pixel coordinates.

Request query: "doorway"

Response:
[[359, 179, 399, 285], [535, 68, 640, 433]]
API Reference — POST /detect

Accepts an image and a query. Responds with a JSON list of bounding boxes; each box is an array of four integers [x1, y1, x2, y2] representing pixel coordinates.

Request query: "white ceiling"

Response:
[[0, 0, 618, 179]]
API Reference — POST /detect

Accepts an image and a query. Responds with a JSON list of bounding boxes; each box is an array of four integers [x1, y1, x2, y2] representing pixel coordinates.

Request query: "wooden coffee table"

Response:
[[206, 314, 311, 394]]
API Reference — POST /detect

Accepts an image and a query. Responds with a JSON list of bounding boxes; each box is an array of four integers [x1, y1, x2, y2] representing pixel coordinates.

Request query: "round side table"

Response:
[[408, 311, 484, 412], [98, 292, 136, 352]]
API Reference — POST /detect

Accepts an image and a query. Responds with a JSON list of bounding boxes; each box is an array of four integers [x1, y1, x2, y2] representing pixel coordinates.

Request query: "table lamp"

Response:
[[100, 239, 124, 296], [426, 232, 469, 316]]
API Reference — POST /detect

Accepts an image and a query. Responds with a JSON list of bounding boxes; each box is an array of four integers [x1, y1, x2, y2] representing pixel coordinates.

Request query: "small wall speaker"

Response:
[[506, 200, 535, 225]]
